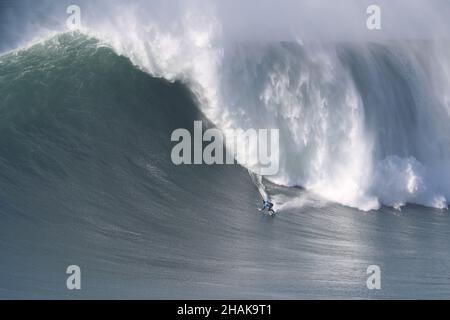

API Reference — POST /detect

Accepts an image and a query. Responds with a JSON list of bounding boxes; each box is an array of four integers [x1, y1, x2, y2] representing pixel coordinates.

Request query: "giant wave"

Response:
[[77, 9, 450, 211]]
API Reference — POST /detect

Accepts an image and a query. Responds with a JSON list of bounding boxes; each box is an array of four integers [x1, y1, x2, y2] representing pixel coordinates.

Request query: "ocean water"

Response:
[[1, 34, 450, 299]]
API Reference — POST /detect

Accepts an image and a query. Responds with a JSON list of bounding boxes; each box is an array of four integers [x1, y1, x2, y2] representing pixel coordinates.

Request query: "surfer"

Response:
[[260, 200, 275, 214]]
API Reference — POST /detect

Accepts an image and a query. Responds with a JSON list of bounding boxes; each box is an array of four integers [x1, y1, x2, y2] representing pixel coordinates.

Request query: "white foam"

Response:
[[83, 9, 450, 211], [11, 2, 450, 212]]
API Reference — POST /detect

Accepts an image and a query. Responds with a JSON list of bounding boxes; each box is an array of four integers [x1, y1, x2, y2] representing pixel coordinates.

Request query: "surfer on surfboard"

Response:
[[259, 199, 275, 215]]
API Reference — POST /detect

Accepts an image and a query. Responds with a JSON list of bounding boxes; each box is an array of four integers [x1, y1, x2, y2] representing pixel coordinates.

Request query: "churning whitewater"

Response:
[[77, 10, 450, 211]]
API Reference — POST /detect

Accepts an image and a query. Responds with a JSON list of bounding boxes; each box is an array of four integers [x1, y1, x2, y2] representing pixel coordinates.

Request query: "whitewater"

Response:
[[53, 5, 450, 212]]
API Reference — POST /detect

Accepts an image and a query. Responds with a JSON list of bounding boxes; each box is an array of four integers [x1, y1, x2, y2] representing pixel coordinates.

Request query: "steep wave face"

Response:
[[0, 33, 250, 226], [84, 9, 450, 211], [0, 34, 206, 227], [0, 34, 267, 298]]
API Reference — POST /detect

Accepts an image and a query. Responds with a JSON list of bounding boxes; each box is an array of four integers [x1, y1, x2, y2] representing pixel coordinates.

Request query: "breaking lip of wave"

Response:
[[5, 19, 450, 212]]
